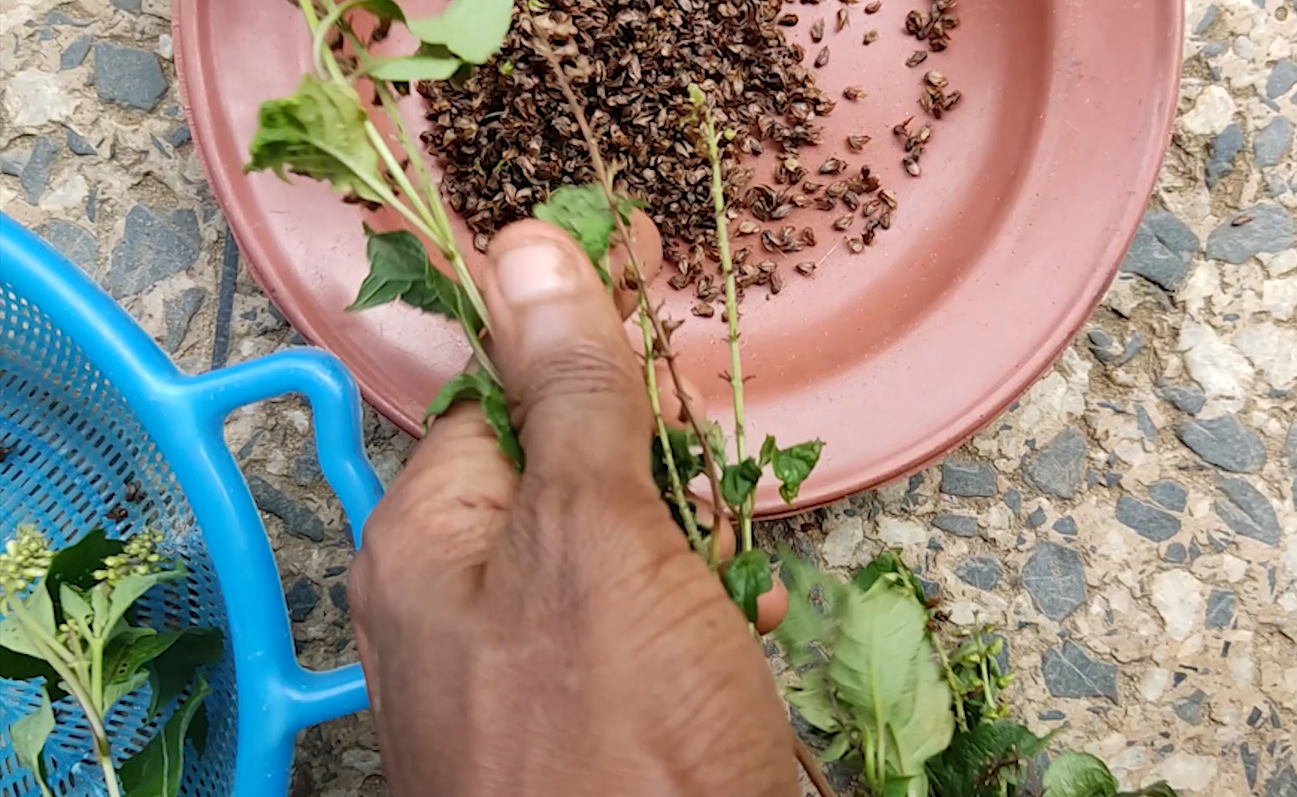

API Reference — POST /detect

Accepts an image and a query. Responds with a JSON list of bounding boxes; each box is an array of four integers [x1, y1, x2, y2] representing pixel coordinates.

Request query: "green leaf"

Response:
[[245, 75, 385, 201], [927, 721, 1051, 797], [720, 458, 762, 510], [350, 227, 432, 312], [119, 676, 213, 797], [771, 548, 842, 671], [10, 686, 55, 797], [721, 550, 772, 623], [787, 677, 839, 734], [828, 578, 954, 782], [103, 671, 150, 713], [703, 420, 728, 468], [105, 567, 186, 640], [146, 628, 224, 718], [189, 702, 210, 759], [364, 43, 462, 82], [883, 775, 924, 797], [45, 529, 124, 614], [0, 581, 56, 659], [346, 0, 405, 22], [821, 732, 851, 763], [651, 427, 704, 499], [426, 370, 490, 420], [60, 583, 93, 629], [533, 185, 642, 272], [1042, 752, 1120, 797], [771, 439, 823, 504], [480, 379, 524, 471], [853, 551, 928, 608], [759, 435, 778, 468], [406, 0, 514, 64]]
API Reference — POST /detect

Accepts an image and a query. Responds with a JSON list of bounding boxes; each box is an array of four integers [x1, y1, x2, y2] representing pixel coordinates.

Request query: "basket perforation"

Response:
[[2, 282, 237, 797]]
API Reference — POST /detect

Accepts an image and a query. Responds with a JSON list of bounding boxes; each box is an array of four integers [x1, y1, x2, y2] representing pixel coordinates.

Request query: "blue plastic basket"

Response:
[[0, 211, 384, 797]]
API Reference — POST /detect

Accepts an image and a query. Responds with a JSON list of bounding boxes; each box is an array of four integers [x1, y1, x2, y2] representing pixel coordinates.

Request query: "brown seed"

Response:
[[837, 8, 850, 30], [815, 47, 831, 68], [107, 506, 127, 522], [815, 195, 838, 211], [778, 13, 800, 26], [811, 18, 826, 42], [770, 270, 784, 295], [737, 221, 761, 236], [942, 90, 962, 110], [907, 50, 929, 67], [734, 247, 752, 266], [917, 121, 934, 144], [903, 155, 922, 177], [879, 209, 894, 229], [669, 273, 692, 291], [1232, 215, 1252, 226], [762, 230, 781, 252], [865, 0, 883, 12], [942, 13, 960, 28], [827, 180, 849, 198], [879, 188, 899, 209], [844, 86, 867, 101], [863, 226, 877, 245], [791, 193, 811, 208], [893, 116, 914, 137], [771, 203, 795, 220], [843, 190, 862, 211], [757, 260, 778, 274], [125, 481, 143, 503], [795, 261, 817, 276], [847, 236, 865, 253], [691, 302, 716, 318], [905, 9, 926, 35], [801, 227, 818, 246], [862, 28, 879, 44], [925, 70, 948, 88], [803, 180, 825, 193], [848, 134, 870, 151], [833, 214, 854, 231], [820, 158, 848, 175]]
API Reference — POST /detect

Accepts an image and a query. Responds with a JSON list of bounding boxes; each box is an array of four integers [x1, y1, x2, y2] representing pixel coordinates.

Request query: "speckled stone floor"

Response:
[[2, 1, 1295, 795]]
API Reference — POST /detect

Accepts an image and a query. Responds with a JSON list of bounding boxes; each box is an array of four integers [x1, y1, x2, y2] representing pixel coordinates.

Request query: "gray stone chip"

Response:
[[1254, 116, 1293, 169], [94, 42, 167, 111], [1205, 203, 1295, 264], [1115, 495, 1181, 542], [248, 476, 326, 542], [1176, 415, 1267, 473], [163, 287, 207, 353], [1283, 422, 1297, 468], [1052, 516, 1077, 536], [1159, 384, 1206, 415], [1215, 477, 1281, 546], [1205, 123, 1244, 189], [1148, 480, 1188, 513], [20, 135, 59, 206], [940, 460, 997, 498], [955, 556, 1003, 591], [285, 577, 320, 623], [1266, 60, 1297, 99], [1021, 542, 1087, 621], [1042, 642, 1118, 703], [108, 204, 201, 298], [60, 34, 91, 70], [1266, 765, 1296, 797], [933, 514, 979, 538], [38, 219, 97, 272], [1173, 690, 1207, 725], [1024, 427, 1086, 499], [1205, 589, 1235, 629]]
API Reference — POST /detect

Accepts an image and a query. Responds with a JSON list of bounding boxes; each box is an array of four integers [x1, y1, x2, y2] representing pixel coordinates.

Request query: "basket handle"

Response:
[[181, 347, 383, 731]]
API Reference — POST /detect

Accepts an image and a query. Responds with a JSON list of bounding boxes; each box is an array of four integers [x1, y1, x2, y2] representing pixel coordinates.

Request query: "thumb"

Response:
[[483, 217, 657, 481]]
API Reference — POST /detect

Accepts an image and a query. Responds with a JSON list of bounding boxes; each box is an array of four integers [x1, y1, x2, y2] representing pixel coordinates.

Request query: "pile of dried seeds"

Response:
[[419, 0, 834, 252]]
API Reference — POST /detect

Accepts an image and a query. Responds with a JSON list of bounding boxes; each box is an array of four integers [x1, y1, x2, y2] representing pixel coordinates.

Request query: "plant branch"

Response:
[[527, 27, 726, 559], [695, 98, 752, 552], [794, 737, 840, 797]]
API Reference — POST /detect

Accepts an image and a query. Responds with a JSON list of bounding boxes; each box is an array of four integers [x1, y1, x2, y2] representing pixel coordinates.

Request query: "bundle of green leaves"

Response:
[[773, 549, 1180, 797], [1, 526, 222, 797]]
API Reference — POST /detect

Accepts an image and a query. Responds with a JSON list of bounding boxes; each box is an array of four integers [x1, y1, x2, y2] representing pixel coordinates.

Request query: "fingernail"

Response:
[[495, 241, 578, 307]]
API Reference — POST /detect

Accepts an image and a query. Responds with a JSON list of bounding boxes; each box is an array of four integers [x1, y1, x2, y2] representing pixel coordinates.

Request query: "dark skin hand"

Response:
[[348, 216, 799, 796]]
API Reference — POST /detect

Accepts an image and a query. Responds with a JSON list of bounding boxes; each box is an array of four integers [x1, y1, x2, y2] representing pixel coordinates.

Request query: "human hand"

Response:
[[348, 215, 799, 797]]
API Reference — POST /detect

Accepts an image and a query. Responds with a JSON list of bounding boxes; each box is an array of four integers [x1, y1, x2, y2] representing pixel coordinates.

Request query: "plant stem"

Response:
[[97, 743, 123, 797], [794, 737, 840, 797], [90, 637, 105, 716], [934, 638, 968, 732], [527, 29, 727, 554], [639, 310, 703, 553], [696, 103, 752, 552], [5, 596, 76, 667]]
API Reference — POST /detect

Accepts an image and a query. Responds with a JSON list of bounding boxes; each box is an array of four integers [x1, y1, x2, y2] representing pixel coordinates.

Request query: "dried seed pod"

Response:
[[737, 220, 761, 237], [801, 227, 818, 246], [925, 70, 949, 88], [942, 90, 962, 110], [778, 13, 800, 26], [903, 154, 922, 177], [917, 121, 934, 145], [906, 50, 929, 67], [791, 193, 811, 208], [762, 230, 781, 252], [734, 247, 752, 266], [848, 134, 871, 151], [865, 0, 883, 12], [820, 158, 848, 175], [928, 35, 948, 52], [879, 188, 899, 209], [833, 214, 854, 231], [771, 203, 795, 220], [770, 269, 784, 294], [757, 260, 777, 274], [811, 18, 826, 42], [943, 14, 960, 29], [669, 272, 692, 291], [803, 180, 825, 193], [905, 9, 926, 35], [893, 116, 914, 137], [879, 209, 894, 229], [837, 8, 850, 30], [815, 195, 838, 211], [795, 261, 817, 276], [827, 180, 849, 198], [844, 86, 867, 101], [863, 225, 877, 245], [842, 190, 862, 211], [847, 236, 865, 253], [862, 28, 879, 44], [107, 506, 127, 522], [474, 233, 490, 253], [691, 302, 716, 318], [815, 47, 831, 68]]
